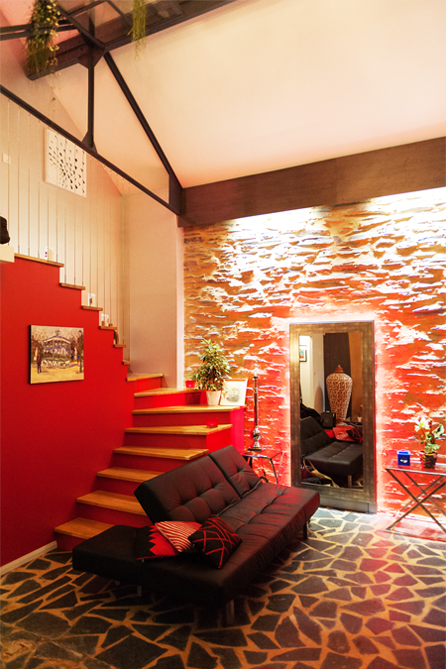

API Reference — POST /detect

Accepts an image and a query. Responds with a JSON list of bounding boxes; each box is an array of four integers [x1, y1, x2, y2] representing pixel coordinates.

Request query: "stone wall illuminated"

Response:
[[184, 188, 446, 512]]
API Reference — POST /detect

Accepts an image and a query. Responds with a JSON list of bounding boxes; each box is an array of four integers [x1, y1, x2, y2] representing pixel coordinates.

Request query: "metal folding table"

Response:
[[385, 460, 446, 534], [244, 449, 284, 484]]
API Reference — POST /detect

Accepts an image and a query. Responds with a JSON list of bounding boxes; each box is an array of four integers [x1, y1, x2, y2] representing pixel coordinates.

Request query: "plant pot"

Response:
[[421, 452, 437, 469], [206, 390, 221, 406]]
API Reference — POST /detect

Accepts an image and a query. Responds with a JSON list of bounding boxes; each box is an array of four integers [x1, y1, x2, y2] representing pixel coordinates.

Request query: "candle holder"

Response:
[[248, 371, 262, 451]]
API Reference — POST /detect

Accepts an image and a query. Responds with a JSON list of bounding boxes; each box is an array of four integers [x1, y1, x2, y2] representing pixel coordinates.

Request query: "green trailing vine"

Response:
[[131, 0, 146, 55], [26, 0, 60, 75], [26, 0, 146, 73]]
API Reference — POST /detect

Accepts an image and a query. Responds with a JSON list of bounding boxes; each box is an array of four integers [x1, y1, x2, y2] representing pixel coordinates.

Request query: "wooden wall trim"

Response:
[[180, 137, 446, 227]]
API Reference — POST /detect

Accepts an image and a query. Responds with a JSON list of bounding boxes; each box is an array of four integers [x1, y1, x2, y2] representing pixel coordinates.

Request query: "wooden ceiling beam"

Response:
[[179, 138, 446, 227]]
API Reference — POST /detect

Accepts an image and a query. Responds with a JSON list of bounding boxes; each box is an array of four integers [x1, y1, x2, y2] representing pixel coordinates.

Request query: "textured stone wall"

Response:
[[184, 187, 446, 513]]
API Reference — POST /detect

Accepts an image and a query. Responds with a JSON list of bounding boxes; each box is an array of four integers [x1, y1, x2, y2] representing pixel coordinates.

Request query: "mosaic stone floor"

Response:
[[1, 508, 445, 669]]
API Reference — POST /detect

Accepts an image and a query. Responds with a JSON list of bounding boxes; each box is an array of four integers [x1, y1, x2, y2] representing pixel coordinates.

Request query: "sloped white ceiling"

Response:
[[1, 0, 445, 191]]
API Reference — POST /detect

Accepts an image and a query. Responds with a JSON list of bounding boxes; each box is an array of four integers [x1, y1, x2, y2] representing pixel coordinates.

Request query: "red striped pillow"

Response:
[[156, 521, 201, 553]]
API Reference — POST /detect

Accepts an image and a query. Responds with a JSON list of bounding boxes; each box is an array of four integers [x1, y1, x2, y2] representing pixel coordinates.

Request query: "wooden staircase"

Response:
[[54, 375, 244, 550]]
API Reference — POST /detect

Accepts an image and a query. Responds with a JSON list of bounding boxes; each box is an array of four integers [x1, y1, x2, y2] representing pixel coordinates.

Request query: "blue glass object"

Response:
[[397, 450, 411, 466]]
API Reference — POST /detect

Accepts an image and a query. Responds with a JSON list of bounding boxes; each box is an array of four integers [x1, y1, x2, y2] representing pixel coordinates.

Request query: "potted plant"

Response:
[[26, 0, 60, 76], [192, 339, 231, 406], [415, 416, 444, 468]]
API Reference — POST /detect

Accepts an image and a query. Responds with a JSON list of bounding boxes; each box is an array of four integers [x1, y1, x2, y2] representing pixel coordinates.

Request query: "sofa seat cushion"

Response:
[[209, 446, 260, 496], [135, 456, 241, 524], [219, 482, 320, 565], [305, 441, 363, 478]]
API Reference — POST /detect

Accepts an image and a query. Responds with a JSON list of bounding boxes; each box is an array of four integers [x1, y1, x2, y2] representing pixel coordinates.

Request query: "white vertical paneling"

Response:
[[0, 94, 128, 355]]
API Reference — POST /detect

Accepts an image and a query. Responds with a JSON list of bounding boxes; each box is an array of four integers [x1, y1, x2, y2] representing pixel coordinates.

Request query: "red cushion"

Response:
[[333, 425, 363, 443], [135, 526, 178, 560], [189, 515, 242, 569]]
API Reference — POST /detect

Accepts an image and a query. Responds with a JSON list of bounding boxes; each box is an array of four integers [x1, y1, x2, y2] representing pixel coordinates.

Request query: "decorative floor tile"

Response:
[[1, 509, 446, 669]]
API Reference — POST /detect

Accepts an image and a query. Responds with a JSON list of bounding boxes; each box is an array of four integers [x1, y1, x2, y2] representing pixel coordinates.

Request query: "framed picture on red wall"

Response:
[[29, 325, 84, 384]]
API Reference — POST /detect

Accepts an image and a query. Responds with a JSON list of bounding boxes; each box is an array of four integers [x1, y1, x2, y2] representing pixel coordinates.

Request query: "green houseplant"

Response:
[[131, 0, 146, 54], [26, 0, 60, 76], [415, 416, 444, 468], [192, 339, 231, 405]]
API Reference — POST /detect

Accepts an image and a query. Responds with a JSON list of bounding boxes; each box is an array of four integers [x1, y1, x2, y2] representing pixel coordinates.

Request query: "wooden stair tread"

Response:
[[133, 405, 240, 415], [15, 253, 64, 267], [82, 305, 103, 311], [77, 490, 146, 515], [97, 467, 160, 483], [123, 360, 131, 366], [125, 425, 231, 435], [60, 283, 86, 290], [99, 325, 117, 331], [127, 373, 163, 382], [54, 518, 112, 539], [114, 446, 209, 460], [134, 388, 199, 398]]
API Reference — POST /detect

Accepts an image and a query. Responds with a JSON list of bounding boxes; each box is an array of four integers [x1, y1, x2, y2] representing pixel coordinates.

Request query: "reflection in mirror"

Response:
[[290, 322, 375, 513], [299, 332, 363, 490]]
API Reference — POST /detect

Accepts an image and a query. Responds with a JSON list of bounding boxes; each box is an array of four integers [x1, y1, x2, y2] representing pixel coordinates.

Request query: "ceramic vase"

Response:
[[326, 365, 353, 421], [206, 390, 221, 406], [421, 452, 437, 469]]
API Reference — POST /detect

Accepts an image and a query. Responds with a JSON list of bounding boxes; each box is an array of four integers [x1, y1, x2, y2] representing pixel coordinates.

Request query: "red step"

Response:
[[126, 373, 164, 394], [132, 405, 242, 428], [123, 425, 233, 454], [133, 388, 202, 410]]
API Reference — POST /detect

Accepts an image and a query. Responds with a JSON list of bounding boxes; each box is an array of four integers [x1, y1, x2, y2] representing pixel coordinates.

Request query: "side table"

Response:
[[244, 450, 284, 484], [385, 460, 446, 534]]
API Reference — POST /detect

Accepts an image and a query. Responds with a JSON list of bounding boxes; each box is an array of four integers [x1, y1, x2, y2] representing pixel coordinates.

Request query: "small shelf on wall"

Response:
[[0, 246, 15, 263]]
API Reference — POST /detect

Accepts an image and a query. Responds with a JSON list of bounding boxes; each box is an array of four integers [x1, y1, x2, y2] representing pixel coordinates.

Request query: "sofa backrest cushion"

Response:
[[300, 416, 333, 457], [209, 445, 260, 496], [134, 456, 241, 524]]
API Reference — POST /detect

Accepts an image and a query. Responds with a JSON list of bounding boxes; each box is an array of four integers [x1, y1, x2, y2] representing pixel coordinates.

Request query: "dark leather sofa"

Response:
[[72, 445, 319, 616], [301, 416, 363, 486]]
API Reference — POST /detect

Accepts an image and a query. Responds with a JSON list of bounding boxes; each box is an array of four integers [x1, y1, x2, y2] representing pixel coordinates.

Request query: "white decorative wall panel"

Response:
[[45, 128, 86, 197]]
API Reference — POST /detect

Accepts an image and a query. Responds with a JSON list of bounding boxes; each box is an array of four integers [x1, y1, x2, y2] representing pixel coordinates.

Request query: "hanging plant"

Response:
[[26, 0, 60, 75], [131, 0, 146, 55]]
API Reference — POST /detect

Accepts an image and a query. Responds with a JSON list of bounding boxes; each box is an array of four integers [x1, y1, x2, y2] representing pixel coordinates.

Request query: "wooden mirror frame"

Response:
[[290, 321, 376, 513]]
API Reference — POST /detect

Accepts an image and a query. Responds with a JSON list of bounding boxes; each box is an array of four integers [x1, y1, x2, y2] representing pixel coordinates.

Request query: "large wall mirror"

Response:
[[290, 321, 376, 513]]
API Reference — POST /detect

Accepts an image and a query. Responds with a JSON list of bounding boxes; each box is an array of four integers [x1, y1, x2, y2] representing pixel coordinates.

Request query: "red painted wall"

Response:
[[0, 257, 134, 567]]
